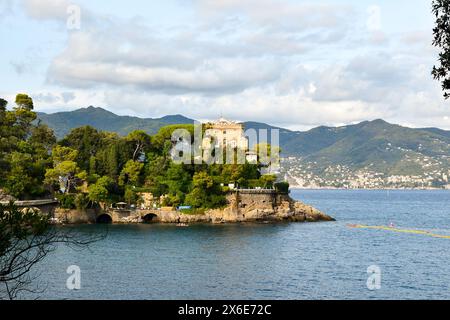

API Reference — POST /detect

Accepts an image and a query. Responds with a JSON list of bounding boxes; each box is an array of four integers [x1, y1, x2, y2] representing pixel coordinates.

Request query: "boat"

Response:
[[176, 223, 189, 227]]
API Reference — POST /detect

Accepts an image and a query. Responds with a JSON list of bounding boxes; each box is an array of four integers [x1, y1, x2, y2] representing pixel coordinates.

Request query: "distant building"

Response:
[[204, 118, 249, 150], [204, 117, 256, 163]]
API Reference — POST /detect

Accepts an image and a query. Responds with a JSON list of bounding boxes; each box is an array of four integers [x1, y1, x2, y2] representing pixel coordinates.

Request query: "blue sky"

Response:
[[0, 0, 448, 130]]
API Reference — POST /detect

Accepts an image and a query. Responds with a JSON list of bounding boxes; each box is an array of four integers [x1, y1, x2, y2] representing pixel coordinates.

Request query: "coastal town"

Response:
[[281, 156, 450, 189]]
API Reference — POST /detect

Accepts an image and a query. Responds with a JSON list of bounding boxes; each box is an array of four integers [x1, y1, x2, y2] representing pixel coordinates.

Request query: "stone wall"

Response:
[[54, 208, 97, 224], [235, 191, 276, 210]]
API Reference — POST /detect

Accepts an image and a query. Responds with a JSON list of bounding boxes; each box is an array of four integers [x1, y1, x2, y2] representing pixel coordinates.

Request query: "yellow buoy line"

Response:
[[347, 224, 450, 240]]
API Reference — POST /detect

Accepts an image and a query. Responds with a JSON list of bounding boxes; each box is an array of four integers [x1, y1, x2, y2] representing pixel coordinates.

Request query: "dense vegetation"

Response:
[[0, 95, 55, 198], [432, 0, 450, 99], [1, 95, 278, 210]]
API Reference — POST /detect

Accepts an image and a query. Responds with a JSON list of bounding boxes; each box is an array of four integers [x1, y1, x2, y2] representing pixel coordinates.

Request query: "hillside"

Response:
[[37, 106, 193, 138], [37, 107, 450, 188], [276, 120, 450, 188]]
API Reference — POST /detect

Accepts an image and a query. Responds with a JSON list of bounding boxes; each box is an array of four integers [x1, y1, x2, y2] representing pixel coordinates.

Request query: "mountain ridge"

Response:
[[36, 106, 194, 138], [38, 106, 450, 138]]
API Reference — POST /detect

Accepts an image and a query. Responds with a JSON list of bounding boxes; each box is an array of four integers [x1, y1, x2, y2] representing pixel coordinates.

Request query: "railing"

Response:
[[0, 199, 58, 206], [234, 189, 277, 194]]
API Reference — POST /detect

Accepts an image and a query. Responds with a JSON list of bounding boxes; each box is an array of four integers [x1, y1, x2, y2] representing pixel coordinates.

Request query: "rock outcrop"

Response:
[[152, 192, 334, 224], [53, 191, 335, 224]]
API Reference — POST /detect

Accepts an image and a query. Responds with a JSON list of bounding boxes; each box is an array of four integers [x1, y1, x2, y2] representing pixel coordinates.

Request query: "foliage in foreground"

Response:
[[0, 203, 102, 300], [432, 0, 450, 99]]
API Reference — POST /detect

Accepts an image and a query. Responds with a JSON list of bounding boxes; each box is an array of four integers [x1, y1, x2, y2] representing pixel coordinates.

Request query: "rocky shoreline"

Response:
[[155, 199, 334, 224], [54, 191, 335, 224]]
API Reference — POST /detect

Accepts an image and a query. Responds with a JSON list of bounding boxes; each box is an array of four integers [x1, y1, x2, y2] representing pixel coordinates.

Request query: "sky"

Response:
[[0, 0, 449, 130]]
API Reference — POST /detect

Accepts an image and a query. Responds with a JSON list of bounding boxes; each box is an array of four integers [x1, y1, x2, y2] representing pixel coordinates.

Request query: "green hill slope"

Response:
[[37, 106, 193, 138]]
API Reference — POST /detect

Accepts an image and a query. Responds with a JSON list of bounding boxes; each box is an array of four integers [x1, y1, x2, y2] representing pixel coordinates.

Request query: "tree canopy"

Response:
[[432, 0, 450, 98], [0, 95, 56, 198]]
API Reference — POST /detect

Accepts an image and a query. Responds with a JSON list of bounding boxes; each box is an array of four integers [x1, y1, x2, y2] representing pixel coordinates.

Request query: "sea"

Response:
[[20, 189, 450, 300]]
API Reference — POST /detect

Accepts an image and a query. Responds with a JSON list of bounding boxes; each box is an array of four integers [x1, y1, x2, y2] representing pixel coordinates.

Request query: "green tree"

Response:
[[274, 182, 290, 193], [124, 186, 138, 205], [45, 146, 85, 194], [151, 124, 194, 150], [29, 124, 56, 155], [88, 176, 113, 208], [259, 174, 277, 189], [13, 94, 36, 138], [51, 145, 78, 163], [119, 160, 144, 186], [90, 133, 131, 180], [127, 130, 151, 161], [0, 98, 7, 111], [0, 95, 54, 199], [60, 126, 105, 171], [432, 0, 450, 98], [4, 152, 34, 198], [185, 171, 226, 209], [89, 156, 97, 175], [0, 99, 7, 176], [15, 94, 34, 110]]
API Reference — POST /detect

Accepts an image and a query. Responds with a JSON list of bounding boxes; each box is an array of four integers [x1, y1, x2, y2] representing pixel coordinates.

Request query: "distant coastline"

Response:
[[290, 186, 449, 191]]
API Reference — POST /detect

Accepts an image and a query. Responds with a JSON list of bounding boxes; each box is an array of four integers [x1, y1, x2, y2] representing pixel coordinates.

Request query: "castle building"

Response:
[[203, 118, 257, 164], [204, 118, 249, 150]]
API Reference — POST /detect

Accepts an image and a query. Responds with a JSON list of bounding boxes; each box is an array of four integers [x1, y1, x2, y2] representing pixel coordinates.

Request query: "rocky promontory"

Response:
[[154, 192, 334, 224], [54, 190, 335, 224]]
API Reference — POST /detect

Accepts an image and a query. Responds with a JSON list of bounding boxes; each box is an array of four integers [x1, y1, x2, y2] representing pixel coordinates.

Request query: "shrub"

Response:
[[56, 193, 76, 209], [274, 182, 290, 193], [75, 193, 90, 210]]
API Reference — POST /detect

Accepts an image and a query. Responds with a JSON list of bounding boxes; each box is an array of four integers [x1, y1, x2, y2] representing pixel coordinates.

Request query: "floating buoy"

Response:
[[347, 224, 450, 240]]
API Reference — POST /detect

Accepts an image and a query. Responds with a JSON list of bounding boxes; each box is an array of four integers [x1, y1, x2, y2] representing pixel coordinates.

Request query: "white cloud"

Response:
[[29, 89, 104, 113], [40, 0, 356, 96], [22, 0, 73, 20], [11, 0, 450, 130], [48, 30, 285, 94], [196, 0, 353, 31]]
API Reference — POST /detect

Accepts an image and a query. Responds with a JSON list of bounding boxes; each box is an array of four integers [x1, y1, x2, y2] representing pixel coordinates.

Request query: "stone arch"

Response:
[[96, 214, 113, 224], [142, 213, 158, 223]]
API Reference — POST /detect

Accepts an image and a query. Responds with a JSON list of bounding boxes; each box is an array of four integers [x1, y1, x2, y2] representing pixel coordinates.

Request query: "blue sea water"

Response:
[[23, 190, 450, 300]]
